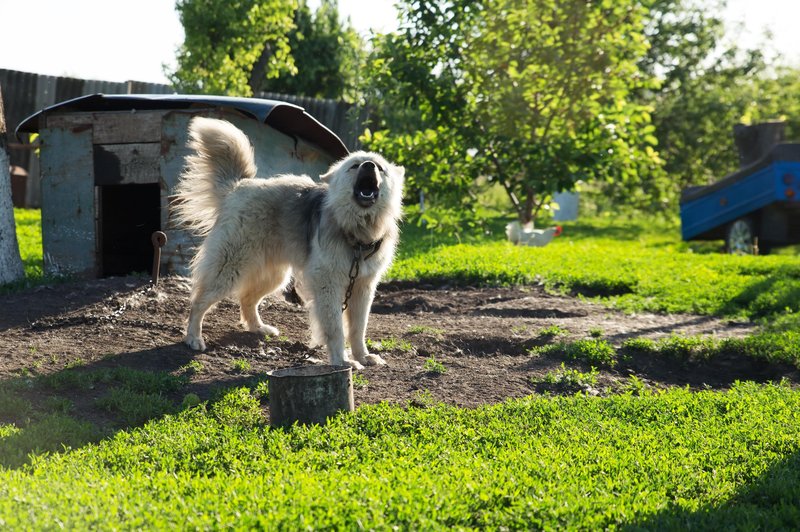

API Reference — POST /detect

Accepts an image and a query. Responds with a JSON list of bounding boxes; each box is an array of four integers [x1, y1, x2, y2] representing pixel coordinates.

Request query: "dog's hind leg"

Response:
[[238, 265, 289, 337], [184, 284, 224, 351], [184, 244, 242, 351], [345, 278, 386, 367]]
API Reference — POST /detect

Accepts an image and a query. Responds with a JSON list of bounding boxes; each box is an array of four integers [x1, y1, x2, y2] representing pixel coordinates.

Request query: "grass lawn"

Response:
[[1, 382, 799, 529], [2, 209, 799, 528]]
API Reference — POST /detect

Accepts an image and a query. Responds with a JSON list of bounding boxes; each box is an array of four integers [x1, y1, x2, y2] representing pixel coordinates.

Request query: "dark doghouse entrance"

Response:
[[97, 184, 160, 277]]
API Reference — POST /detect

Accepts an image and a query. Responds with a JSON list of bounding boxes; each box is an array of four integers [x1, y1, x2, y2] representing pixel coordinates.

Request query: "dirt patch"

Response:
[[1, 275, 795, 420]]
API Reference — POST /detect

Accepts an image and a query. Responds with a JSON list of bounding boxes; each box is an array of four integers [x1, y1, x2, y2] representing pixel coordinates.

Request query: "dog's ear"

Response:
[[392, 165, 405, 182], [320, 170, 334, 182]]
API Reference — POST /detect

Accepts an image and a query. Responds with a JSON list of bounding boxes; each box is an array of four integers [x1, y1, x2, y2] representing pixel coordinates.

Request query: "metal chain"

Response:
[[341, 239, 383, 312], [342, 249, 361, 312], [29, 282, 181, 334]]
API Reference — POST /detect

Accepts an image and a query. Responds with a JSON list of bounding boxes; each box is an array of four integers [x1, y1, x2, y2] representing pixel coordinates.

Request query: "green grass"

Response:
[[1, 382, 799, 528], [621, 333, 800, 365], [532, 338, 619, 368], [6, 210, 800, 526], [391, 215, 800, 366], [391, 217, 800, 321], [12, 208, 43, 279]]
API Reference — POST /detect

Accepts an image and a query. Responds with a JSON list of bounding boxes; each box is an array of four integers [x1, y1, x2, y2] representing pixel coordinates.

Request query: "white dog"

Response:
[[172, 117, 404, 369]]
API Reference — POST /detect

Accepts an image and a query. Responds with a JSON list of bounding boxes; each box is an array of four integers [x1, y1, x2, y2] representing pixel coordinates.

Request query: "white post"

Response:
[[0, 84, 25, 285]]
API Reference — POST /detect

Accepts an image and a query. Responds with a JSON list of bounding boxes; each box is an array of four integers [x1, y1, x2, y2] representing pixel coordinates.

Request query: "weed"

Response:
[[409, 389, 438, 408], [64, 358, 86, 369], [531, 339, 618, 367], [656, 335, 717, 360], [253, 380, 269, 399], [423, 356, 447, 374], [408, 325, 445, 337], [95, 388, 175, 426], [42, 396, 74, 414], [210, 387, 264, 428], [180, 360, 205, 375], [352, 373, 369, 389], [624, 335, 717, 361], [367, 337, 414, 353], [231, 358, 252, 374], [181, 393, 202, 409], [0, 413, 100, 468], [0, 384, 33, 421], [511, 324, 528, 335], [538, 324, 568, 338], [589, 328, 604, 338], [536, 363, 599, 393], [621, 337, 656, 352], [622, 375, 651, 396]]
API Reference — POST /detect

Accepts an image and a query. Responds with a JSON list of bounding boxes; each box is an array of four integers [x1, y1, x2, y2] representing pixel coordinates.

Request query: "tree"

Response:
[[629, 0, 771, 205], [257, 0, 365, 101], [169, 0, 297, 96], [0, 84, 24, 285], [168, 0, 365, 102], [363, 0, 662, 227]]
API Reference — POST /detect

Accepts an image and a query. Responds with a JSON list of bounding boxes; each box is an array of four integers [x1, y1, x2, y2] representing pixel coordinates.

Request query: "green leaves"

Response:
[[363, 0, 663, 226], [169, 0, 298, 96]]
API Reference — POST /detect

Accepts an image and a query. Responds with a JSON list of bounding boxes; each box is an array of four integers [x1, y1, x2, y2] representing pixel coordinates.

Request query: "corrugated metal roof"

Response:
[[16, 93, 349, 159]]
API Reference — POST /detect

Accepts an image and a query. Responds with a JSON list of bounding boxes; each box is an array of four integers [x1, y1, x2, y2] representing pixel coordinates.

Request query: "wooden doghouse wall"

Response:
[[40, 111, 165, 276]]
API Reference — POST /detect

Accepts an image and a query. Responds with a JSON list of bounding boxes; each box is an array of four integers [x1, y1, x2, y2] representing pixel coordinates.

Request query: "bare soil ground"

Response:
[[2, 275, 796, 423]]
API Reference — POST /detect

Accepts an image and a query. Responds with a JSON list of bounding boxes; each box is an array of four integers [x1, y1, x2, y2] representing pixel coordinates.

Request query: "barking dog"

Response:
[[172, 117, 404, 369]]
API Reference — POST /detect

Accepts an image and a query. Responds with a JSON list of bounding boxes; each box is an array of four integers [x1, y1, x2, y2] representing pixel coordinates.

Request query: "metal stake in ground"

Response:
[[151, 231, 167, 285]]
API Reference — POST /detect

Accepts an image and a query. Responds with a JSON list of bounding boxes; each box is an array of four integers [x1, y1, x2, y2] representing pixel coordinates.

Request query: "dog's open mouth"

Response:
[[354, 163, 380, 208]]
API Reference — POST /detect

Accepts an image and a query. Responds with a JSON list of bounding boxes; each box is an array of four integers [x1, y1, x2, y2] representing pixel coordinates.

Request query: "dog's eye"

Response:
[[375, 164, 384, 173], [349, 164, 359, 171]]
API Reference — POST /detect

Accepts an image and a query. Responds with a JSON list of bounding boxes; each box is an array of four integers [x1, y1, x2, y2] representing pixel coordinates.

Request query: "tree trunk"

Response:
[[248, 42, 273, 95], [0, 84, 25, 285], [520, 186, 536, 225]]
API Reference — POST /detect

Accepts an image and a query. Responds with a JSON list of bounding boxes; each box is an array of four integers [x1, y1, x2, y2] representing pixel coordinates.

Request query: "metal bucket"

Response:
[[267, 365, 354, 428]]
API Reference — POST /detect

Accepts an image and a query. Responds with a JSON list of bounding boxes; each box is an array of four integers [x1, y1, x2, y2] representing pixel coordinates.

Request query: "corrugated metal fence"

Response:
[[1, 68, 366, 207]]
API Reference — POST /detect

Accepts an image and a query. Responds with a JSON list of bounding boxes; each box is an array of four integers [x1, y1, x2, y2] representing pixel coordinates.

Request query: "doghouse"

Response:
[[16, 94, 349, 277]]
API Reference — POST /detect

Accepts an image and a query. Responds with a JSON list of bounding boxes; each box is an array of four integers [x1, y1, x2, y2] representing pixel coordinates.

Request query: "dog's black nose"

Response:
[[359, 161, 377, 172]]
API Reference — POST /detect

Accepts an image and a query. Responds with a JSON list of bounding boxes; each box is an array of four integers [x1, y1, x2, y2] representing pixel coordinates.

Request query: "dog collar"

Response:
[[354, 239, 383, 261]]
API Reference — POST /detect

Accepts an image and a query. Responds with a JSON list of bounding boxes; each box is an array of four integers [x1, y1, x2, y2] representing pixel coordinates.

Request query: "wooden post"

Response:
[[0, 83, 25, 284]]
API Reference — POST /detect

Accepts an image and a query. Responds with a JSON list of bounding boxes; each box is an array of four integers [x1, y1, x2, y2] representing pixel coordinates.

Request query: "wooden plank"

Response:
[[46, 113, 92, 132], [46, 111, 163, 143], [92, 111, 163, 144], [93, 142, 161, 185], [39, 125, 96, 276]]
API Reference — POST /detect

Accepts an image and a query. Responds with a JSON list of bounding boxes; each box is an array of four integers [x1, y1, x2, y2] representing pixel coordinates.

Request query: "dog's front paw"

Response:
[[184, 335, 206, 351], [363, 354, 387, 366], [346, 359, 365, 371], [256, 324, 280, 337]]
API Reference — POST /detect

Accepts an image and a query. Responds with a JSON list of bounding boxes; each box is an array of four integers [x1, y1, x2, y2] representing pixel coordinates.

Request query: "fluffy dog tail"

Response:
[[172, 117, 257, 236]]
